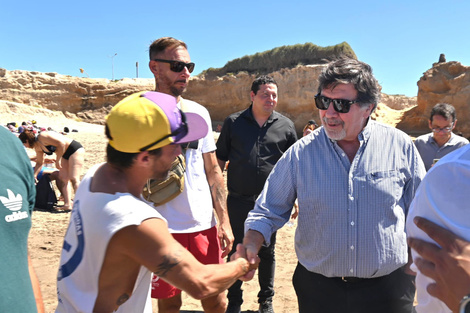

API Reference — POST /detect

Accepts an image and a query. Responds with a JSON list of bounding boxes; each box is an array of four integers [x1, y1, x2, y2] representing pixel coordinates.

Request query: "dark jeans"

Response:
[[293, 263, 416, 313], [227, 194, 276, 304]]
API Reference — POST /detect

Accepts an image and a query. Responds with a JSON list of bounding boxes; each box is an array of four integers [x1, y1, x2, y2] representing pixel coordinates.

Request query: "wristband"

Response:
[[460, 294, 470, 313]]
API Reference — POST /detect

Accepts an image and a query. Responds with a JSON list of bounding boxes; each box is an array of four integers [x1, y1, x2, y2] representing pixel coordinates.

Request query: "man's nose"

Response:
[[325, 101, 339, 116], [181, 66, 191, 77]]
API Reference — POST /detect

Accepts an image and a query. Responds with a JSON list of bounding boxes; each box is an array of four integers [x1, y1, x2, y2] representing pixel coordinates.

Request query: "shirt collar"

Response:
[[359, 118, 372, 142], [245, 105, 278, 124], [430, 132, 460, 147]]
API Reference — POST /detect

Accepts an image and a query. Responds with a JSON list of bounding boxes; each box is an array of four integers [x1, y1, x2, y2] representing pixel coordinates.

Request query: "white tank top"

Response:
[[56, 163, 165, 313]]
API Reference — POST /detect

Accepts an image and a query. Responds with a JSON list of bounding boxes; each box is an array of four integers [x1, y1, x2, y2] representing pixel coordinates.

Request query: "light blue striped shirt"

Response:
[[245, 120, 426, 278]]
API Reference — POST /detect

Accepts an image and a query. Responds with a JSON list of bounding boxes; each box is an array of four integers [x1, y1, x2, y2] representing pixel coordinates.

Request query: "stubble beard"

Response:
[[170, 85, 185, 98], [322, 118, 346, 141], [155, 76, 186, 98]]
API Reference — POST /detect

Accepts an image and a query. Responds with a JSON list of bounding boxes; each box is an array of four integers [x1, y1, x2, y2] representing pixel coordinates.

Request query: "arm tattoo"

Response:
[[209, 181, 225, 204], [153, 252, 181, 278], [116, 293, 129, 306]]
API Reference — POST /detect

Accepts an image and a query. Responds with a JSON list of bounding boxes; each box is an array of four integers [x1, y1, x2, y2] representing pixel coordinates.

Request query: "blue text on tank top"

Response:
[[57, 200, 84, 281]]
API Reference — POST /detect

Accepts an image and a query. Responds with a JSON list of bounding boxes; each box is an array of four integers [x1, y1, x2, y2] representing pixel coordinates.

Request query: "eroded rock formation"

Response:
[[1, 66, 418, 134], [397, 61, 470, 137], [0, 68, 154, 124]]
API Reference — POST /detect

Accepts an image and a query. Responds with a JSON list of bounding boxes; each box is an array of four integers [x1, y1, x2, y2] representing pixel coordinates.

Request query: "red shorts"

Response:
[[151, 225, 223, 299]]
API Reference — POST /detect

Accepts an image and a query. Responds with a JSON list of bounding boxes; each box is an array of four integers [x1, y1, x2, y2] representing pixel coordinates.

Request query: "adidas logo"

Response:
[[1, 189, 29, 222], [0, 189, 23, 211]]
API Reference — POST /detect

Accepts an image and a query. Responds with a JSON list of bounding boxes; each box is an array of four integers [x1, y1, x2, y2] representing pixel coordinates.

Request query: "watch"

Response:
[[460, 294, 470, 313]]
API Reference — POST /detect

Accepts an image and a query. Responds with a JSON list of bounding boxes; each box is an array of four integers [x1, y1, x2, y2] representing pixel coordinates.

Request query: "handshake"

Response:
[[230, 230, 265, 281], [231, 243, 261, 281]]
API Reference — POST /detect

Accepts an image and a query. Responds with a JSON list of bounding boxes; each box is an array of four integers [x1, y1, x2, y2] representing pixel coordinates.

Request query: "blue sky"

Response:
[[1, 0, 469, 97]]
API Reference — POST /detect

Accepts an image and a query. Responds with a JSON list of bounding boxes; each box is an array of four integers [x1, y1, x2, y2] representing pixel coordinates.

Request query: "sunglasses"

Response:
[[314, 94, 358, 113], [139, 109, 188, 152], [153, 59, 195, 73]]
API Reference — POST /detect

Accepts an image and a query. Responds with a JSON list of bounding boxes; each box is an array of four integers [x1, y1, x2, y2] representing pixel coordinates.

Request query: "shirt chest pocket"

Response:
[[362, 170, 406, 208]]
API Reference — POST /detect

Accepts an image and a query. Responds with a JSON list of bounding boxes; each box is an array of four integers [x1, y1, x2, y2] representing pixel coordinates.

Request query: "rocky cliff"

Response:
[[0, 68, 154, 122], [0, 66, 419, 135], [397, 61, 470, 137]]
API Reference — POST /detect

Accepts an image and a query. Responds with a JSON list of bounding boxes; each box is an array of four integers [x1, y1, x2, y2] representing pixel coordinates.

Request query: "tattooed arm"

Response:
[[203, 151, 234, 258], [94, 217, 256, 311], [154, 253, 181, 278], [143, 217, 254, 300]]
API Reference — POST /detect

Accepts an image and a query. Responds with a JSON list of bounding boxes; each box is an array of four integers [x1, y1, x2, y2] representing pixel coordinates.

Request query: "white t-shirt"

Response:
[[406, 144, 470, 313], [56, 163, 165, 313], [156, 98, 217, 233]]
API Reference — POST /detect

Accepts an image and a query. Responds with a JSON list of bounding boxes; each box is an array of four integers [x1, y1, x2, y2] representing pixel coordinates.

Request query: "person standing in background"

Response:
[[148, 37, 233, 313], [19, 129, 85, 211], [216, 75, 298, 313], [302, 119, 318, 137], [414, 103, 468, 171]]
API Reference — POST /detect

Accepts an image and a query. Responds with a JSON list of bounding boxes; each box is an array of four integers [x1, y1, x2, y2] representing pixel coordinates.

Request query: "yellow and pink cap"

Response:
[[106, 91, 208, 153]]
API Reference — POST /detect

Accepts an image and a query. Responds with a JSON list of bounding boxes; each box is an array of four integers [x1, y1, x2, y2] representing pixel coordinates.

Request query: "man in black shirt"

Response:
[[216, 75, 298, 313]]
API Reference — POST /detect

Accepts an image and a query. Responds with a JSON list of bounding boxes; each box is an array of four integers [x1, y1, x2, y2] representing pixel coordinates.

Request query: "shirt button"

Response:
[[350, 269, 354, 274], [350, 245, 355, 250], [350, 221, 355, 226], [349, 195, 354, 201]]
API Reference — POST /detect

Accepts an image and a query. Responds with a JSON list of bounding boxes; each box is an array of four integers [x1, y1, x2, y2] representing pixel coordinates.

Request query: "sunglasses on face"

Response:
[[153, 59, 195, 73], [139, 110, 188, 152], [314, 94, 358, 113]]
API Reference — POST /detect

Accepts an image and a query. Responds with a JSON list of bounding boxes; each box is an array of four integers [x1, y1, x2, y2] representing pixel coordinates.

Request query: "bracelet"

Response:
[[460, 294, 470, 313]]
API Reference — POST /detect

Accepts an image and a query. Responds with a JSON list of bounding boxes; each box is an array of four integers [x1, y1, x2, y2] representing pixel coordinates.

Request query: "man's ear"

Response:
[[149, 60, 159, 76], [250, 91, 255, 102], [136, 151, 151, 167], [428, 119, 433, 130], [363, 103, 374, 118], [452, 119, 458, 129]]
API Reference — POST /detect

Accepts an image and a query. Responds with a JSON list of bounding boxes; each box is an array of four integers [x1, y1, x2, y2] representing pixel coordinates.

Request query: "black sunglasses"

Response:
[[139, 109, 188, 152], [314, 94, 358, 113], [153, 59, 195, 73]]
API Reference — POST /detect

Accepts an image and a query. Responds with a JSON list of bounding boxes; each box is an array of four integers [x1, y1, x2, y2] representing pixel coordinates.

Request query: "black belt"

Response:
[[339, 276, 370, 283], [323, 267, 403, 283], [333, 273, 390, 283], [228, 191, 258, 202]]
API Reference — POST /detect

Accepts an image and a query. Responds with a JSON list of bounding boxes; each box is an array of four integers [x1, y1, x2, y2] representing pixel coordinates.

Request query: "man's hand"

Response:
[[291, 202, 299, 220], [230, 244, 259, 281], [408, 216, 470, 312], [218, 220, 234, 258]]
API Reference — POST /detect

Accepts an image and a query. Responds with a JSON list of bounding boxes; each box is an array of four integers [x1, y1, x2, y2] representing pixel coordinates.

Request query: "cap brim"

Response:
[[174, 112, 208, 144]]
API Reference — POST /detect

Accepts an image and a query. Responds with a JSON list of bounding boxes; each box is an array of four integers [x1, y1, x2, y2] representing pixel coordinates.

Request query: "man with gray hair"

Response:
[[240, 58, 426, 313], [414, 103, 468, 171]]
